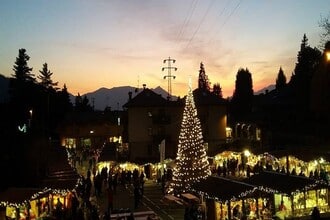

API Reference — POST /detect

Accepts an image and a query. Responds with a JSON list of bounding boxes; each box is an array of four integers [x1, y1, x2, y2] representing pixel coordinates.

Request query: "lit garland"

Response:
[[0, 188, 50, 208], [168, 85, 211, 195], [191, 187, 260, 204], [0, 176, 82, 209]]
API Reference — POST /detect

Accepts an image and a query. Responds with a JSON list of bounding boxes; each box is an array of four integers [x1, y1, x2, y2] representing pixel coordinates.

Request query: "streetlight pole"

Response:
[[28, 109, 33, 128]]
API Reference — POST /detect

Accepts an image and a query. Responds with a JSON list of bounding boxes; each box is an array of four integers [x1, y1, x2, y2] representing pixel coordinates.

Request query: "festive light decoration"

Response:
[[167, 84, 211, 195], [0, 178, 82, 209]]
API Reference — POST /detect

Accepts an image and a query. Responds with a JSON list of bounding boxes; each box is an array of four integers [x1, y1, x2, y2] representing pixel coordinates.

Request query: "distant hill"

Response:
[[71, 86, 175, 111], [255, 84, 275, 95], [0, 77, 173, 110], [0, 74, 9, 103]]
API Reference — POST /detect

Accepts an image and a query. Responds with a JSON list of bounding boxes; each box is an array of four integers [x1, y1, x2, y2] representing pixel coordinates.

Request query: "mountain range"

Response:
[[0, 74, 275, 110], [76, 86, 172, 111]]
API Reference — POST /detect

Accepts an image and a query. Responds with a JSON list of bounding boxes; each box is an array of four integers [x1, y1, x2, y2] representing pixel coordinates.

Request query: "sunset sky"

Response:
[[0, 0, 328, 98]]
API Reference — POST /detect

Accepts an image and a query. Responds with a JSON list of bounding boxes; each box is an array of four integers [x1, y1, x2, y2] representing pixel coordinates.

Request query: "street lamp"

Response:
[[28, 109, 33, 128], [325, 41, 330, 62], [326, 51, 330, 62], [244, 149, 251, 157]]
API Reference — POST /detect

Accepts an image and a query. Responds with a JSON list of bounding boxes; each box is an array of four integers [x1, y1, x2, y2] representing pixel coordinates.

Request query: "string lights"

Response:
[[168, 85, 211, 195]]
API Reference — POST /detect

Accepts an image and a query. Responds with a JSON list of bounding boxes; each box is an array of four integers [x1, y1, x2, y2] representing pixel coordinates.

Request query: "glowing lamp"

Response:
[[326, 51, 330, 61], [244, 149, 251, 157]]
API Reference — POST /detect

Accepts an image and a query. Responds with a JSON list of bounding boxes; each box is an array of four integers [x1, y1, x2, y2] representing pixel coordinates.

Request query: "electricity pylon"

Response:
[[162, 57, 177, 100]]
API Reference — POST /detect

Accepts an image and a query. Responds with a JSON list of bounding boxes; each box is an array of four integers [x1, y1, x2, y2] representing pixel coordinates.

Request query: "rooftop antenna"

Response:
[[162, 57, 177, 100], [135, 75, 140, 93]]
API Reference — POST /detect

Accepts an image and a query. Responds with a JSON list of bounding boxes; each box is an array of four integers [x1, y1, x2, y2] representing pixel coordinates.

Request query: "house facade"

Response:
[[58, 111, 124, 153], [123, 87, 228, 163]]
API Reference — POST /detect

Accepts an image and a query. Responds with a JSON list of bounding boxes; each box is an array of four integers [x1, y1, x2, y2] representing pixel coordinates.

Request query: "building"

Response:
[[58, 111, 124, 154], [123, 87, 228, 163]]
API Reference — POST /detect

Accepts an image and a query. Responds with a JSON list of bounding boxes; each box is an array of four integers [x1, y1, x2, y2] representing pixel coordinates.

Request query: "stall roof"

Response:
[[0, 188, 50, 206], [98, 143, 117, 162], [42, 146, 81, 191], [243, 171, 319, 195], [191, 175, 261, 202], [41, 178, 79, 191]]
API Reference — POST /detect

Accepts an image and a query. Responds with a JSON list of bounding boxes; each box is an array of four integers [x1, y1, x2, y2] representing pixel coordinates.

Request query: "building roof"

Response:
[[40, 175, 79, 191], [123, 88, 227, 109], [42, 146, 81, 191], [0, 145, 80, 206], [123, 88, 169, 108]]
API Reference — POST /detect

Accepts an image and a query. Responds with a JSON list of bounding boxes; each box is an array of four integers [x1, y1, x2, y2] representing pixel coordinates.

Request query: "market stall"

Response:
[[191, 175, 269, 220], [244, 170, 330, 219], [0, 187, 51, 220]]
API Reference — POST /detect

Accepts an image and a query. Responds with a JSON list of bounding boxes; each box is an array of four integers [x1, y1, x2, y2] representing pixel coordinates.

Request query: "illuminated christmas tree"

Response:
[[167, 82, 211, 195]]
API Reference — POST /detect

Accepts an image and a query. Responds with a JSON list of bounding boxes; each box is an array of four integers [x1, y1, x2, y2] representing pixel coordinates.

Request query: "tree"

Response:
[[198, 62, 211, 91], [59, 84, 72, 110], [75, 93, 92, 112], [289, 34, 321, 109], [167, 84, 211, 195], [38, 63, 58, 90], [230, 68, 254, 122], [319, 13, 330, 47], [310, 41, 330, 122], [275, 67, 286, 90], [9, 48, 37, 126], [12, 48, 35, 82], [212, 83, 223, 98]]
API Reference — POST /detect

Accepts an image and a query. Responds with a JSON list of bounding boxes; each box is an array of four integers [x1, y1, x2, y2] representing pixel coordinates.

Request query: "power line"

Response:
[[221, 0, 242, 30], [204, 0, 231, 36], [176, 0, 198, 45], [162, 57, 177, 100], [184, 0, 216, 51], [208, 0, 242, 45]]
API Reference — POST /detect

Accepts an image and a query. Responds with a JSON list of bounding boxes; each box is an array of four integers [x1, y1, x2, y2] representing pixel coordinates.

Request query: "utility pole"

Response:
[[162, 57, 177, 100]]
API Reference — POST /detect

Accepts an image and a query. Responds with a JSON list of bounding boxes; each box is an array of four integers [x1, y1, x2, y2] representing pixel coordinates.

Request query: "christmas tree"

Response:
[[167, 83, 211, 195]]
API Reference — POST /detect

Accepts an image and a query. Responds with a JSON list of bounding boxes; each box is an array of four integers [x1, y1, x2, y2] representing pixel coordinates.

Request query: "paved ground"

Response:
[[93, 181, 151, 217], [76, 159, 154, 218], [93, 179, 185, 219], [75, 157, 185, 219]]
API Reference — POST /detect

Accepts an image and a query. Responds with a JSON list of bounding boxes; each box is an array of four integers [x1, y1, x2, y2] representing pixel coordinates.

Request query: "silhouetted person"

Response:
[[71, 193, 79, 219], [55, 198, 63, 219], [107, 187, 114, 213], [246, 165, 251, 177], [311, 206, 321, 220]]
